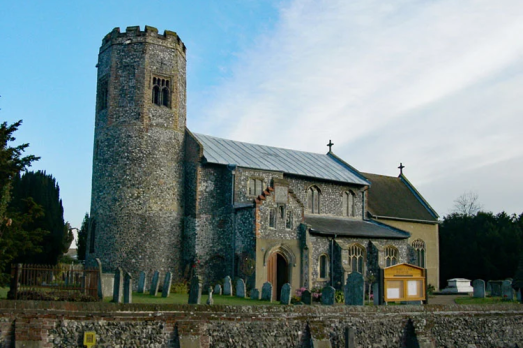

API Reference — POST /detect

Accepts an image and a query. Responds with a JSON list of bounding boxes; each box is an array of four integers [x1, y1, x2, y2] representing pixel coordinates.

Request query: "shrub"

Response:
[[335, 290, 344, 303], [171, 281, 189, 294]]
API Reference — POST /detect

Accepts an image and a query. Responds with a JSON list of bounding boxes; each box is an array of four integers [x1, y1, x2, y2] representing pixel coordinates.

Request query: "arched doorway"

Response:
[[267, 252, 289, 300]]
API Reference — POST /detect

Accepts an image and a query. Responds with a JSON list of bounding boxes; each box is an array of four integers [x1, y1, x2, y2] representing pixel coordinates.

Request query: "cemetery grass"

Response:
[[105, 292, 280, 305], [454, 296, 519, 305]]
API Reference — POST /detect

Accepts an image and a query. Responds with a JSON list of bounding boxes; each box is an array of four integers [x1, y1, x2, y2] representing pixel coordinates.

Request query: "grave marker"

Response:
[[472, 279, 485, 298], [251, 289, 260, 300], [223, 276, 233, 296], [502, 280, 514, 301], [344, 272, 364, 306], [214, 284, 222, 295], [206, 286, 214, 305], [188, 275, 202, 304], [123, 272, 132, 304], [112, 267, 123, 303], [261, 282, 273, 302], [150, 271, 160, 296], [321, 286, 335, 305], [302, 290, 312, 305], [162, 272, 172, 298], [137, 271, 146, 293], [236, 278, 246, 298], [280, 283, 291, 305]]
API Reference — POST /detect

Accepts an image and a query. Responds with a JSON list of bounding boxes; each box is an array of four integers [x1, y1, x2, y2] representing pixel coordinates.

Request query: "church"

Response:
[[86, 26, 440, 298]]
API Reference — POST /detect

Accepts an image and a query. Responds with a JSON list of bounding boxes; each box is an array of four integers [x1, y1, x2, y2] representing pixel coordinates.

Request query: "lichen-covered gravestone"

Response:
[[162, 272, 172, 298], [502, 280, 514, 301], [188, 275, 202, 304], [236, 278, 246, 298], [123, 272, 132, 304], [137, 271, 146, 293], [150, 271, 160, 296], [280, 283, 292, 305], [223, 276, 233, 296], [214, 284, 222, 295], [472, 279, 485, 298], [206, 286, 213, 305], [112, 267, 123, 303], [344, 272, 364, 306], [302, 290, 312, 305], [261, 282, 273, 302], [321, 286, 335, 305]]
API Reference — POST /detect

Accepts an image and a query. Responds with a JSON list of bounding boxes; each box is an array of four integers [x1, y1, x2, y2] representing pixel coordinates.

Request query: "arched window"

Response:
[[248, 178, 264, 196], [319, 254, 329, 279], [161, 87, 170, 107], [269, 208, 276, 228], [342, 191, 356, 217], [307, 186, 320, 214], [385, 246, 399, 267], [348, 244, 365, 273], [152, 85, 160, 105], [412, 239, 426, 268], [152, 76, 171, 107], [285, 210, 293, 229]]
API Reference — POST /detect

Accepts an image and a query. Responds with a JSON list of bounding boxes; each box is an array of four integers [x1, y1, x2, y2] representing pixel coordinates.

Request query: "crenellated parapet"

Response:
[[101, 25, 186, 55]]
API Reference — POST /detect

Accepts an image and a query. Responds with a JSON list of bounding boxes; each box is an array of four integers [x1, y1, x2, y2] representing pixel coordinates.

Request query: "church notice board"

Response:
[[383, 263, 426, 302]]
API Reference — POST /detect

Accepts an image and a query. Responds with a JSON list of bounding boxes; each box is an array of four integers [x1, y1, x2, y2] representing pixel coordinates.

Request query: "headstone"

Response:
[[502, 280, 514, 301], [162, 272, 172, 298], [112, 267, 123, 303], [280, 283, 291, 305], [188, 275, 202, 304], [123, 272, 132, 304], [95, 258, 103, 300], [489, 280, 503, 297], [486, 281, 492, 295], [223, 276, 233, 296], [150, 271, 160, 296], [214, 284, 222, 295], [321, 286, 335, 305], [472, 279, 485, 298], [517, 288, 522, 303], [440, 278, 473, 293], [206, 287, 214, 305], [372, 282, 380, 305], [236, 278, 246, 298], [261, 282, 273, 302], [137, 271, 147, 293], [250, 289, 260, 300], [344, 272, 364, 306], [302, 290, 312, 305]]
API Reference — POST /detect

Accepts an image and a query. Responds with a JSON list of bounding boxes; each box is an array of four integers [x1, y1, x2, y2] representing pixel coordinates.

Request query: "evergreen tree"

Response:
[[76, 213, 89, 261]]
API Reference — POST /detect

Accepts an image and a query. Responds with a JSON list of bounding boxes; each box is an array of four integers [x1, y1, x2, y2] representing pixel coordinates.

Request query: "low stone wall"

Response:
[[0, 301, 522, 347]]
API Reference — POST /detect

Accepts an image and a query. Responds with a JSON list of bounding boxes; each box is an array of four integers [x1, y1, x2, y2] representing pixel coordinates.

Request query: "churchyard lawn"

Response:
[[454, 296, 519, 305], [104, 292, 280, 305]]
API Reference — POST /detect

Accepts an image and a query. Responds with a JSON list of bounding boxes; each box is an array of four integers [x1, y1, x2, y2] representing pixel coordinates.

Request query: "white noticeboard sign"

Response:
[[387, 288, 400, 299], [408, 280, 418, 296]]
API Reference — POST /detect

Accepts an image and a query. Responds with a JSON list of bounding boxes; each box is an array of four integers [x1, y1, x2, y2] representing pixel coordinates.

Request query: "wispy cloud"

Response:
[[193, 0, 523, 215]]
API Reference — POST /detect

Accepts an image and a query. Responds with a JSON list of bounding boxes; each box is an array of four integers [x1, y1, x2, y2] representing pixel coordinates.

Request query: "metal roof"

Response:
[[193, 133, 369, 185], [304, 215, 410, 239]]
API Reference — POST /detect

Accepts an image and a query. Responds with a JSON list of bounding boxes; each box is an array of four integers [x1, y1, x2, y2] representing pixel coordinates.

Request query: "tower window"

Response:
[[285, 210, 293, 229], [269, 209, 276, 228], [248, 178, 264, 196], [98, 78, 109, 112], [152, 76, 170, 107], [307, 186, 321, 214], [342, 191, 356, 217]]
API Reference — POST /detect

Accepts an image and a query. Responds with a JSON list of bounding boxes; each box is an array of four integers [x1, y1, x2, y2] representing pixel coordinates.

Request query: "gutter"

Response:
[[369, 213, 440, 225]]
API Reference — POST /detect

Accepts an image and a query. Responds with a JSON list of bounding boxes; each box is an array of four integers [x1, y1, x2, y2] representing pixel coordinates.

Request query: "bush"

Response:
[[335, 290, 344, 303], [12, 290, 98, 302], [171, 281, 189, 294]]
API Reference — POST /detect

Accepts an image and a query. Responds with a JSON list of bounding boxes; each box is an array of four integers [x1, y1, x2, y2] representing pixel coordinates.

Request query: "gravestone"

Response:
[[112, 267, 123, 303], [321, 286, 335, 305], [486, 281, 492, 295], [261, 282, 273, 302], [223, 276, 233, 296], [251, 289, 260, 300], [472, 279, 485, 298], [206, 286, 214, 305], [280, 283, 291, 305], [502, 280, 514, 301], [372, 282, 380, 305], [236, 278, 246, 298], [137, 271, 147, 293], [517, 289, 522, 303], [123, 272, 132, 304], [150, 271, 160, 296], [344, 272, 364, 306], [302, 290, 312, 305], [95, 258, 104, 300], [214, 284, 222, 295], [489, 280, 503, 297], [188, 275, 202, 304], [162, 272, 172, 298]]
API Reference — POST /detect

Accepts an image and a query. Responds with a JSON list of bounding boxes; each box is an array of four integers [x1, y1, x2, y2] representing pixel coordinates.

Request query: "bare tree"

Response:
[[452, 191, 483, 216]]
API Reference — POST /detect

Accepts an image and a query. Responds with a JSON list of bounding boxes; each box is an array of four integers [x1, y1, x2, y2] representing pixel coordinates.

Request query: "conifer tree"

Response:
[[76, 213, 89, 261]]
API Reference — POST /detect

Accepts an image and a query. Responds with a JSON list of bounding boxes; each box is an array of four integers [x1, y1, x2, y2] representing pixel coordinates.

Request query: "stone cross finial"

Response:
[[327, 140, 334, 152], [398, 163, 405, 175]]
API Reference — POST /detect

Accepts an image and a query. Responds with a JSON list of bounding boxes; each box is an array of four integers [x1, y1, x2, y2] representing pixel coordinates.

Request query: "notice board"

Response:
[[383, 263, 426, 302]]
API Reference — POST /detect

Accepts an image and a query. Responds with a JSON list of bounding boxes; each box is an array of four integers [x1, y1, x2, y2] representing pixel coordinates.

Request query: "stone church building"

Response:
[[86, 26, 440, 297]]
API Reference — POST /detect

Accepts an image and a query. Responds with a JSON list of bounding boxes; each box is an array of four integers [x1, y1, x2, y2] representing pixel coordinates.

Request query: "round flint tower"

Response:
[[88, 26, 186, 279]]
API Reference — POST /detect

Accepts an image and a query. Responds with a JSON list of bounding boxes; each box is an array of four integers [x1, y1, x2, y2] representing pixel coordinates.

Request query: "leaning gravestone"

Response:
[[137, 271, 147, 294], [162, 272, 172, 298], [502, 280, 514, 301], [251, 288, 260, 300], [236, 278, 246, 298], [112, 267, 123, 303], [345, 272, 364, 306], [150, 271, 160, 296], [95, 258, 104, 300], [206, 287, 214, 305], [188, 275, 202, 304], [261, 282, 273, 302], [321, 286, 335, 305], [280, 283, 292, 305], [472, 279, 485, 298], [214, 284, 222, 295], [302, 290, 312, 305], [223, 276, 233, 296], [123, 272, 132, 304]]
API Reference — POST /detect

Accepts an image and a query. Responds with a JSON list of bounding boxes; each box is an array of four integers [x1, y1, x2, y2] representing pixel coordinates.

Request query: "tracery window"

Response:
[[285, 210, 293, 229], [412, 239, 426, 268], [269, 208, 276, 228], [152, 77, 170, 107], [248, 178, 264, 196], [319, 254, 329, 279], [342, 191, 356, 217], [385, 246, 399, 267], [347, 244, 365, 273], [307, 186, 321, 214]]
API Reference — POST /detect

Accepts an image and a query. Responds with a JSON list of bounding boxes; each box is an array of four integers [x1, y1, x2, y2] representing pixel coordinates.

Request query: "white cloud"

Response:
[[192, 0, 523, 215]]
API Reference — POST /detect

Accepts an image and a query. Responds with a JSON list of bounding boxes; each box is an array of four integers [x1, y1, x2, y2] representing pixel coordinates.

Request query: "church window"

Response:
[[347, 244, 365, 273], [248, 178, 264, 196], [279, 206, 285, 220], [269, 208, 276, 228], [152, 76, 170, 107], [97, 78, 109, 112], [162, 87, 170, 107], [342, 191, 356, 217], [307, 186, 321, 214], [385, 246, 399, 267], [412, 239, 426, 268], [285, 210, 293, 229], [319, 254, 329, 279]]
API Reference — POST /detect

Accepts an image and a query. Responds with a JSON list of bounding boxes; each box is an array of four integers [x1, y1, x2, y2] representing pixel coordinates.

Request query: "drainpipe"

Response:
[[227, 164, 237, 278], [331, 235, 337, 287]]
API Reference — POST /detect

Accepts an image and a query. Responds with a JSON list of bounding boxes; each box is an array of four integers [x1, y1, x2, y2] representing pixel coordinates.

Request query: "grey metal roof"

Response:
[[304, 215, 410, 239], [193, 133, 369, 185]]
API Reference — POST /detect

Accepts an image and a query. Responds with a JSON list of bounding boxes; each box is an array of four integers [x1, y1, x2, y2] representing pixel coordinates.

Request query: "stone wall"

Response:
[[1, 301, 522, 348]]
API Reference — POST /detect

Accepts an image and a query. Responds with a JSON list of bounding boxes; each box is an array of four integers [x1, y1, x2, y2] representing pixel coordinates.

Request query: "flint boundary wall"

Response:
[[1, 301, 522, 348]]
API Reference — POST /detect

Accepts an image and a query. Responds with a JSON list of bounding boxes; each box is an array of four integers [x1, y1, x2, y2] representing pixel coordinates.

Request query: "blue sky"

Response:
[[2, 0, 523, 230]]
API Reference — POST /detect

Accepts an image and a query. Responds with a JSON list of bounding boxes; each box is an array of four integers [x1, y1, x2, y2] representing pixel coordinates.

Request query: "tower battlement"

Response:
[[101, 25, 186, 54]]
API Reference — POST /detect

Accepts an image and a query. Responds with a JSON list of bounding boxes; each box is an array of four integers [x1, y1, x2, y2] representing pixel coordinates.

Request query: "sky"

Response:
[[1, 0, 523, 232]]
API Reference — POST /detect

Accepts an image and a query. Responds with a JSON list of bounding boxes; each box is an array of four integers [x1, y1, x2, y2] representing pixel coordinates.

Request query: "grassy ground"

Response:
[[0, 287, 8, 299], [454, 296, 519, 305], [104, 292, 280, 305]]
